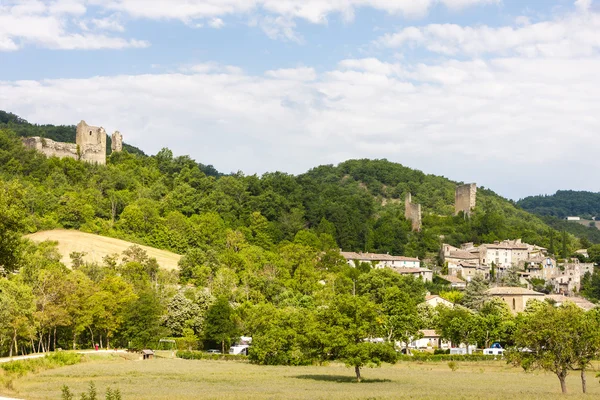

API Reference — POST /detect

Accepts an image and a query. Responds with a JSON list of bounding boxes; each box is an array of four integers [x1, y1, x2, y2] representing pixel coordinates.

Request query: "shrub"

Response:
[[397, 353, 496, 362], [1, 353, 83, 378], [176, 351, 247, 361], [448, 361, 459, 371]]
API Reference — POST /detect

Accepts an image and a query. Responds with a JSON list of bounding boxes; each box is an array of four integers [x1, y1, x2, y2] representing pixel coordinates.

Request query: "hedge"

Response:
[[176, 351, 248, 361], [397, 353, 500, 362]]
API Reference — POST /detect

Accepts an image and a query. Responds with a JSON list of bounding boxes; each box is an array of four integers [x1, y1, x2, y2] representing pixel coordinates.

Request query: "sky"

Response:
[[0, 0, 599, 200]]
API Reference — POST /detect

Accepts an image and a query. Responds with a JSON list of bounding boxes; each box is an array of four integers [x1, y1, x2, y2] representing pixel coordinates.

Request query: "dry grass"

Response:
[[25, 230, 181, 270], [3, 356, 600, 400]]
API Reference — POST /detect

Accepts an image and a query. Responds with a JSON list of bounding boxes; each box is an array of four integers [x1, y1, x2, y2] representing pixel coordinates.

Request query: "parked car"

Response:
[[483, 342, 504, 356], [206, 349, 221, 354]]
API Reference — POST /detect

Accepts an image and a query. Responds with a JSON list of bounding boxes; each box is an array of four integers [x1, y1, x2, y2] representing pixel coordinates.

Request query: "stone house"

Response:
[[423, 294, 454, 308], [487, 287, 545, 313], [340, 252, 420, 269]]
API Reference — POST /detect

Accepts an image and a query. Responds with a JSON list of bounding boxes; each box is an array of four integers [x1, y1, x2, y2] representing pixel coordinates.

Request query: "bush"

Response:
[[433, 349, 450, 355], [397, 353, 496, 362], [176, 351, 248, 361], [1, 352, 82, 377], [448, 361, 459, 371]]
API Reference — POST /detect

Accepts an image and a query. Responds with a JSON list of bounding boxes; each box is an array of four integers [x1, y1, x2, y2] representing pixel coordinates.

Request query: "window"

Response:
[[512, 298, 516, 310]]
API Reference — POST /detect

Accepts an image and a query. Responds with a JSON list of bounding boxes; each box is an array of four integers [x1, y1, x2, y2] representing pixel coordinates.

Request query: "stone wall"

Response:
[[76, 120, 107, 165], [111, 131, 123, 152], [455, 183, 477, 216], [405, 193, 422, 232], [22, 137, 78, 160]]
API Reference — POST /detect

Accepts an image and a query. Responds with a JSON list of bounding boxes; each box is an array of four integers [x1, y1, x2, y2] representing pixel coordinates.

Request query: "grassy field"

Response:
[[25, 230, 181, 270], [2, 355, 599, 400]]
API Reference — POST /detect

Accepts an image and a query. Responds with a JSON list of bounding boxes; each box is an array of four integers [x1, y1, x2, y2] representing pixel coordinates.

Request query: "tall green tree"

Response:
[[508, 302, 583, 394], [203, 296, 238, 354], [315, 294, 397, 382]]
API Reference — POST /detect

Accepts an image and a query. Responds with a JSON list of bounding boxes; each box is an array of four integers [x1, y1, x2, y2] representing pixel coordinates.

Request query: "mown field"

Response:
[[25, 230, 181, 270], [2, 355, 599, 400]]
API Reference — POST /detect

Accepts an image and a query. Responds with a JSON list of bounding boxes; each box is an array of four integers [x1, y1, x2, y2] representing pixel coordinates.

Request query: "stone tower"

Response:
[[76, 120, 107, 165], [111, 131, 123, 153], [405, 193, 422, 232], [455, 183, 477, 216]]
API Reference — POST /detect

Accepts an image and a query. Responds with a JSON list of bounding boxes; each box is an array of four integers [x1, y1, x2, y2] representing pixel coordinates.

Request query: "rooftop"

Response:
[[391, 267, 431, 274], [487, 287, 545, 296], [438, 275, 466, 284], [447, 249, 480, 260], [341, 252, 420, 262]]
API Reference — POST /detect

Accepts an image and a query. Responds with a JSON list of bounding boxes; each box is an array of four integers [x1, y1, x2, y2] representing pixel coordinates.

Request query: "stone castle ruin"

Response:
[[405, 193, 422, 232], [23, 120, 123, 165], [455, 183, 477, 216], [111, 131, 123, 153]]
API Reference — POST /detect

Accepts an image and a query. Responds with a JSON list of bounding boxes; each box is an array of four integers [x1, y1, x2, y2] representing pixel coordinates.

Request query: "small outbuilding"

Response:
[[141, 349, 155, 360]]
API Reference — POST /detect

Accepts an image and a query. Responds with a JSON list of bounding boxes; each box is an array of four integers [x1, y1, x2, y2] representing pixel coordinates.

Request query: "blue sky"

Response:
[[1, 0, 599, 199]]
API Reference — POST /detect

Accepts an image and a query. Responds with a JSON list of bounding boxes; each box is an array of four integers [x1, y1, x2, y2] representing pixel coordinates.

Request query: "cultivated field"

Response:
[[25, 230, 181, 270], [3, 356, 600, 400]]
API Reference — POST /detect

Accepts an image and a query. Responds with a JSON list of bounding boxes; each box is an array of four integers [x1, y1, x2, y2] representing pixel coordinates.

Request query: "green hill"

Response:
[[0, 112, 584, 272], [518, 190, 600, 219], [517, 190, 600, 245]]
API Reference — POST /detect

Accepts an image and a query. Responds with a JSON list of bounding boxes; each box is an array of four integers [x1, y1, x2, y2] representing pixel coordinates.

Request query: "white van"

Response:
[[229, 336, 252, 355]]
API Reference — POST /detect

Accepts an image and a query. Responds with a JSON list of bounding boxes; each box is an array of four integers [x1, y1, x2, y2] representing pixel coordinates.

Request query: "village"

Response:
[[339, 183, 597, 353]]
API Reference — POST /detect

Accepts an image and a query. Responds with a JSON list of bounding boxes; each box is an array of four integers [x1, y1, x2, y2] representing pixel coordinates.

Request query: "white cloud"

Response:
[[103, 0, 496, 22], [0, 0, 500, 50], [3, 49, 600, 198], [0, 1, 146, 51], [375, 2, 600, 58], [208, 17, 224, 28], [575, 0, 593, 11]]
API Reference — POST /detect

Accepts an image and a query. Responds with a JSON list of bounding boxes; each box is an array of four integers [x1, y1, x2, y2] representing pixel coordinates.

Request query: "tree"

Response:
[[203, 296, 238, 354], [571, 308, 600, 393], [0, 278, 35, 357], [0, 180, 26, 273], [315, 294, 397, 382], [90, 276, 137, 349], [501, 266, 521, 287], [508, 302, 583, 394], [381, 286, 422, 352], [436, 305, 477, 350], [462, 275, 489, 311], [119, 289, 167, 349]]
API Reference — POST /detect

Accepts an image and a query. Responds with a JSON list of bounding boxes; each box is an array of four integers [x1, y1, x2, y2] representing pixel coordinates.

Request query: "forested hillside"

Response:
[[0, 124, 579, 271], [518, 190, 600, 219], [0, 119, 590, 364]]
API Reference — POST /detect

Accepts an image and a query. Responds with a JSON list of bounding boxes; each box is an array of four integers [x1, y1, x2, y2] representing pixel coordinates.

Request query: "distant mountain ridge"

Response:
[[518, 190, 600, 219]]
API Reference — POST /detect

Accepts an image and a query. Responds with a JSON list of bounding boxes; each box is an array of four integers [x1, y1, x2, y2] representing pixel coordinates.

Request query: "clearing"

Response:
[[2, 356, 599, 400], [25, 230, 181, 270]]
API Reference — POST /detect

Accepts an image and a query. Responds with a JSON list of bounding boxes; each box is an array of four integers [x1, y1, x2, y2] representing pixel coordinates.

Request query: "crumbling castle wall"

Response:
[[455, 183, 477, 216], [111, 131, 123, 153], [22, 137, 78, 160], [405, 193, 422, 232], [76, 120, 107, 165], [23, 120, 123, 165]]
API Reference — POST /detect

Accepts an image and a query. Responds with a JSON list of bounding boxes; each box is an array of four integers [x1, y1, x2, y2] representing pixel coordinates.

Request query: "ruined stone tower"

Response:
[[111, 131, 123, 153], [76, 120, 107, 165], [455, 183, 477, 216], [405, 193, 422, 232], [23, 120, 124, 164]]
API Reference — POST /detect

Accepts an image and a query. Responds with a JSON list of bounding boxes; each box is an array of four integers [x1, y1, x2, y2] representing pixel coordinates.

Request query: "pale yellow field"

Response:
[[25, 230, 181, 270], [3, 356, 600, 400]]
